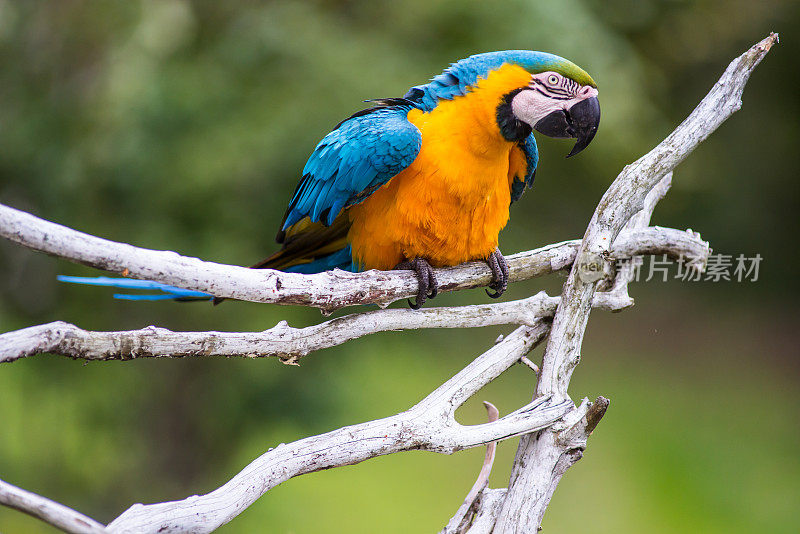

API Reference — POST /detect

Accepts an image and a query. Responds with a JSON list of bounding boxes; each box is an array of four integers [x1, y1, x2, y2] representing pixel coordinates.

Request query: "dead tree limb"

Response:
[[0, 203, 610, 312], [489, 33, 778, 534], [0, 226, 706, 364], [106, 323, 567, 533]]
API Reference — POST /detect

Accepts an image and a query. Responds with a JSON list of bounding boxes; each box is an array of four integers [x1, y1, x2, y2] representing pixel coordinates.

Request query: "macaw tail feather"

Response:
[[58, 214, 356, 303], [56, 276, 213, 302]]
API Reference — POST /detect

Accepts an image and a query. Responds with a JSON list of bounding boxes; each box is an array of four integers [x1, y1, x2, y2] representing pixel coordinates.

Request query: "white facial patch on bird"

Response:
[[510, 71, 599, 128]]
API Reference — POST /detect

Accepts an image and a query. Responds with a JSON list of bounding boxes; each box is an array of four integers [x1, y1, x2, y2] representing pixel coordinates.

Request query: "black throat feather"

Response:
[[496, 89, 532, 142]]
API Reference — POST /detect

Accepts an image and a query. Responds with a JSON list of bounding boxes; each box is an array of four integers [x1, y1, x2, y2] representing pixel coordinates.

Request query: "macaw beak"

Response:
[[533, 96, 600, 158]]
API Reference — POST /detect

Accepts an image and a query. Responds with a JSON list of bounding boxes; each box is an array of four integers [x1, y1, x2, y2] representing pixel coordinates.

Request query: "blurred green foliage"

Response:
[[0, 1, 798, 532]]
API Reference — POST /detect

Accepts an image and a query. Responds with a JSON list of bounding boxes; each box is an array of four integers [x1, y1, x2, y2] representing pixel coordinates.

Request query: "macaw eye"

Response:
[[547, 74, 559, 85]]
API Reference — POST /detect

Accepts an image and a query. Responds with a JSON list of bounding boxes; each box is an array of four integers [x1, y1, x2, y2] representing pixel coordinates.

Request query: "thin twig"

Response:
[[441, 402, 501, 534]]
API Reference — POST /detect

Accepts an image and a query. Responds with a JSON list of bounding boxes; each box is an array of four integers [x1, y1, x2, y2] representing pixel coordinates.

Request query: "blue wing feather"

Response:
[[283, 104, 421, 230]]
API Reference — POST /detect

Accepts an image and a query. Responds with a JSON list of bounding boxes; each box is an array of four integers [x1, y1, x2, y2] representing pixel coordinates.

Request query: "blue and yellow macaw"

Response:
[[61, 51, 600, 308]]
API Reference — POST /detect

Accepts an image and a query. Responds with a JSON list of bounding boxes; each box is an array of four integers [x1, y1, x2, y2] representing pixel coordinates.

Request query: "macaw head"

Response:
[[507, 56, 600, 157], [407, 50, 600, 157]]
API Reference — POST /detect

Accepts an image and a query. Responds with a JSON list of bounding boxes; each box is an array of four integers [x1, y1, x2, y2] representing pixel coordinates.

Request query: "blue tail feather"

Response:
[[57, 246, 358, 302], [57, 276, 213, 301]]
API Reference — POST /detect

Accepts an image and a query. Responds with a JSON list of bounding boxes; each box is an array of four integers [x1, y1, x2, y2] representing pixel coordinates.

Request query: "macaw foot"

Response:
[[485, 248, 509, 299], [395, 257, 438, 309]]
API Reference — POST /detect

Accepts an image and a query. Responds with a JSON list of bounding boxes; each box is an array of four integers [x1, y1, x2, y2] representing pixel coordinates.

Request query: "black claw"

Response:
[[485, 248, 509, 299], [395, 257, 438, 309], [427, 267, 438, 299]]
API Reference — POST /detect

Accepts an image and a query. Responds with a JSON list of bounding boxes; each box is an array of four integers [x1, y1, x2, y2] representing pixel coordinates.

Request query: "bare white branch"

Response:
[[540, 32, 777, 400], [0, 202, 574, 312], [0, 197, 701, 313], [0, 294, 552, 364], [106, 323, 570, 534], [491, 33, 777, 534], [0, 478, 107, 534], [0, 226, 707, 364]]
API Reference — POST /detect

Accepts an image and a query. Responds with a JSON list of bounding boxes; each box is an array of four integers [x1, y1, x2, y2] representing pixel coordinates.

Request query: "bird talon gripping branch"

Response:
[[485, 249, 510, 299], [395, 257, 438, 309], [61, 51, 599, 307]]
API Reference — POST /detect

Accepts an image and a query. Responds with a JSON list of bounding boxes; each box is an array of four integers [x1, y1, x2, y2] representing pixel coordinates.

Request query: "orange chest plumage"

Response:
[[347, 65, 531, 270]]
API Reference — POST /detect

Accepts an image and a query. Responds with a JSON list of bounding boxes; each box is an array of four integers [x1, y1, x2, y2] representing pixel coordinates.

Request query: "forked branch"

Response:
[[107, 323, 567, 533], [491, 33, 778, 534]]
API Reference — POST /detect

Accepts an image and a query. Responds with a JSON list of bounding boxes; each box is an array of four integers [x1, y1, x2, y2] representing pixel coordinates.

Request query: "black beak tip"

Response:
[[565, 125, 598, 158], [533, 96, 600, 157], [565, 96, 600, 158]]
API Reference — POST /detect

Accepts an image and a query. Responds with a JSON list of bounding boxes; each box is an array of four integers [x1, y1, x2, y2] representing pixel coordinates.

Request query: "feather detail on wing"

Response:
[[278, 102, 422, 241]]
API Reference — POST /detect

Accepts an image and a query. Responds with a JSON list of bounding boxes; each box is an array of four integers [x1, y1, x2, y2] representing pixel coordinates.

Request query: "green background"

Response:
[[1, 1, 798, 532]]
